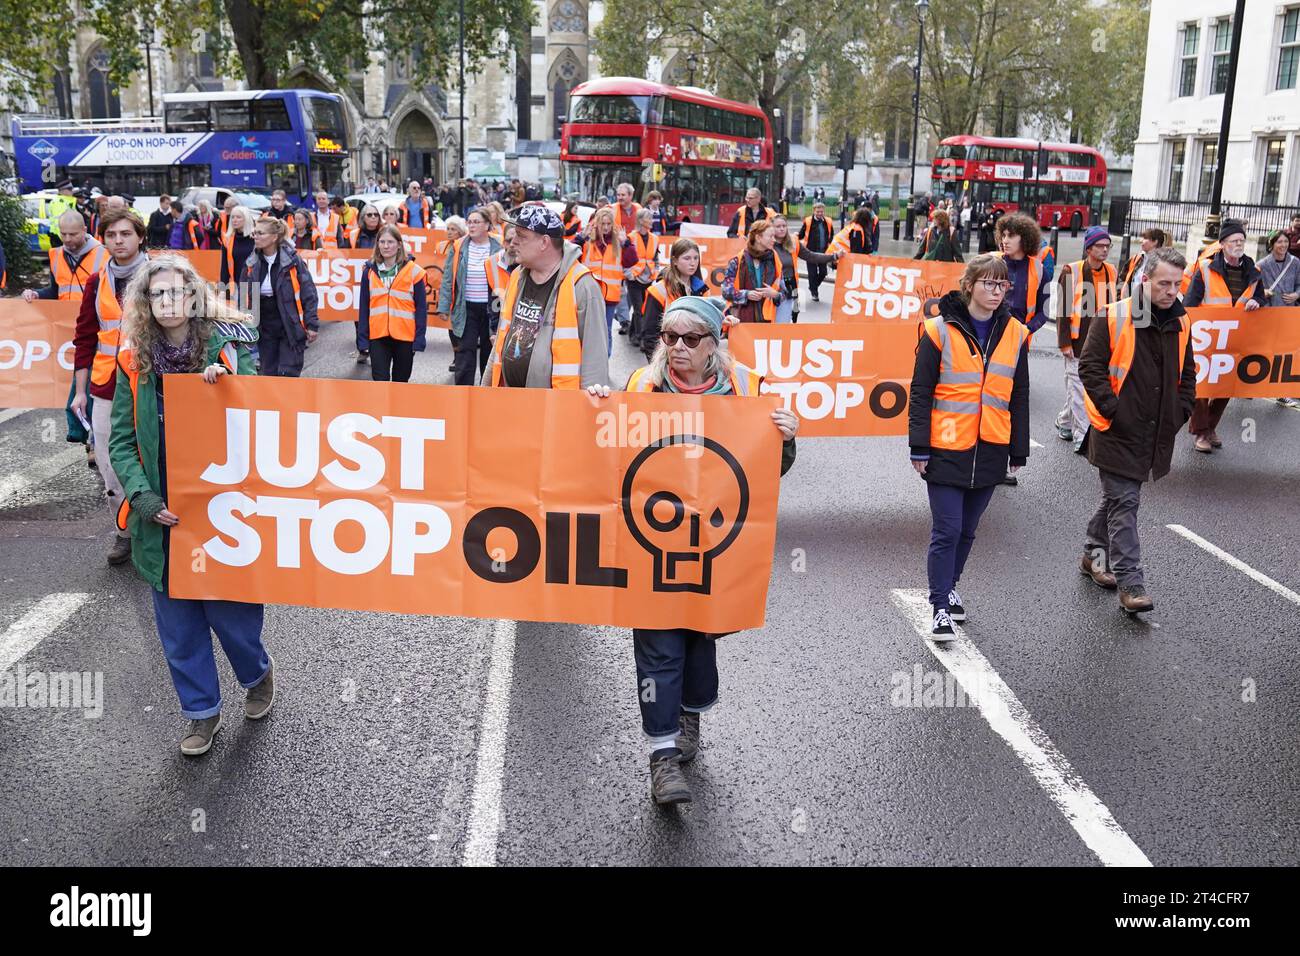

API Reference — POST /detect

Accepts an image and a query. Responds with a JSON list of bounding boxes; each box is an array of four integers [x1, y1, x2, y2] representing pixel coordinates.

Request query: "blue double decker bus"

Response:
[[11, 89, 349, 205]]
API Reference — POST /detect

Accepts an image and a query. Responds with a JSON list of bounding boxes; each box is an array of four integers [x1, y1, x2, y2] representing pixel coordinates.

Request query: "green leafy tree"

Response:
[[0, 194, 35, 291]]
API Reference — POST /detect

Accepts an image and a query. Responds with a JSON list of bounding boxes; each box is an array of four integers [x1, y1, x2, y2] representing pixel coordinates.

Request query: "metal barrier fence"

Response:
[[1109, 197, 1298, 244]]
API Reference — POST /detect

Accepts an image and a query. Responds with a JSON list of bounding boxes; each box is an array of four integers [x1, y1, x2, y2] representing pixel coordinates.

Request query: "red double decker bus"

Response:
[[560, 77, 773, 226], [932, 135, 1107, 230]]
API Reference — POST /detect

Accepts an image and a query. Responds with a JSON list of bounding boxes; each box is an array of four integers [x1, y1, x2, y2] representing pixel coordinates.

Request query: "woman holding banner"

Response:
[[108, 254, 274, 757], [770, 215, 839, 323], [218, 206, 257, 297], [356, 224, 427, 384], [641, 238, 708, 360], [241, 216, 319, 377], [908, 254, 1030, 641], [587, 295, 798, 805], [721, 219, 781, 325]]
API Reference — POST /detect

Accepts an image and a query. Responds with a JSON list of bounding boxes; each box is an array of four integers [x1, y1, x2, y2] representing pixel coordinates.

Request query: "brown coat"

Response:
[[1078, 296, 1197, 482]]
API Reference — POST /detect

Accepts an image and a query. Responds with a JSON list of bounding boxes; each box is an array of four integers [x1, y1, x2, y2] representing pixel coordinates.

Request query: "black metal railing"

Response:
[[1109, 197, 1298, 243]]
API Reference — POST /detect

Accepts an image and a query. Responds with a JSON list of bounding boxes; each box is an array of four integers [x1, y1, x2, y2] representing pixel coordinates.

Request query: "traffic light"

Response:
[[390, 158, 400, 174], [836, 133, 856, 172]]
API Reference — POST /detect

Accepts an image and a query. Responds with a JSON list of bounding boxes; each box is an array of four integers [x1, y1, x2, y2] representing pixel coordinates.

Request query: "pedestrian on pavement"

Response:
[[348, 204, 383, 249], [722, 218, 782, 325], [1182, 219, 1263, 454], [1118, 228, 1167, 292], [291, 208, 321, 251], [798, 201, 834, 301], [578, 206, 635, 354], [109, 253, 273, 757], [357, 224, 427, 384], [71, 207, 149, 566], [483, 204, 608, 388], [218, 206, 257, 299], [1259, 230, 1300, 408], [909, 254, 1030, 640], [1078, 247, 1196, 613], [240, 215, 319, 377], [726, 187, 776, 238], [641, 237, 709, 360], [267, 189, 293, 221], [915, 209, 964, 262], [770, 214, 839, 323], [590, 294, 796, 805], [398, 180, 434, 228], [625, 209, 659, 345], [146, 195, 175, 248], [438, 208, 503, 385], [1054, 225, 1116, 451]]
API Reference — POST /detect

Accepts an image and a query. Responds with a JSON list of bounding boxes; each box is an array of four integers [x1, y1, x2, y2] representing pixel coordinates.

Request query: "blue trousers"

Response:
[[633, 628, 719, 740], [603, 301, 617, 357], [926, 482, 998, 611], [150, 589, 269, 719]]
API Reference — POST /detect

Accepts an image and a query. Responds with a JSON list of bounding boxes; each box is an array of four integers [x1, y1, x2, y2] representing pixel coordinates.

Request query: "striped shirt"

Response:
[[465, 240, 492, 302]]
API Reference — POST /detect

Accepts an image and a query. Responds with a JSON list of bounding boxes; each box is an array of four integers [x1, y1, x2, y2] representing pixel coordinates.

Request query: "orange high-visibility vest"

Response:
[[1195, 259, 1258, 307], [239, 254, 306, 330], [735, 205, 776, 236], [397, 196, 433, 226], [626, 361, 762, 396], [734, 251, 783, 323], [1182, 241, 1220, 295], [1063, 259, 1117, 340], [615, 201, 642, 234], [366, 259, 425, 342], [583, 239, 624, 303], [802, 215, 831, 245], [443, 237, 502, 312], [829, 222, 871, 256], [1120, 251, 1144, 289], [1083, 297, 1190, 432], [628, 231, 658, 283], [315, 211, 341, 249], [90, 273, 125, 386], [922, 315, 1028, 450], [490, 262, 593, 389], [995, 251, 1043, 327], [50, 244, 108, 300]]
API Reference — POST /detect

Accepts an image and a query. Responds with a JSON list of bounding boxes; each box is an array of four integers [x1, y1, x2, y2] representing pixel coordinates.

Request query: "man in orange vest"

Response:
[[22, 211, 107, 301], [612, 182, 642, 333], [726, 187, 777, 238], [1181, 219, 1263, 454], [311, 190, 346, 248], [70, 207, 149, 565], [798, 201, 834, 300], [1054, 226, 1116, 451], [1078, 247, 1197, 614], [398, 179, 435, 228], [484, 204, 608, 389]]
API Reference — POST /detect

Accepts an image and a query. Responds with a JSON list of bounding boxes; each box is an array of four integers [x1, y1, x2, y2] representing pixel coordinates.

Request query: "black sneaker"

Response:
[[930, 608, 956, 642], [649, 749, 692, 804], [676, 712, 700, 762], [947, 589, 966, 622], [1002, 472, 1018, 486], [618, 323, 630, 335], [357, 350, 369, 365]]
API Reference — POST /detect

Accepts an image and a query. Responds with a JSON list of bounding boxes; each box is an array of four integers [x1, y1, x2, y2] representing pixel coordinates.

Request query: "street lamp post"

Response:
[[1202, 0, 1245, 243], [906, 0, 929, 242], [458, 0, 466, 179], [686, 53, 698, 87]]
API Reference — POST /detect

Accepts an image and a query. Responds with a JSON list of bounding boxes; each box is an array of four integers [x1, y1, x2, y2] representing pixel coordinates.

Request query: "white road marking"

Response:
[[461, 618, 517, 867], [0, 408, 31, 426], [0, 592, 91, 673], [1030, 438, 1044, 448], [1167, 524, 1300, 607], [0, 446, 85, 510], [891, 589, 1152, 867]]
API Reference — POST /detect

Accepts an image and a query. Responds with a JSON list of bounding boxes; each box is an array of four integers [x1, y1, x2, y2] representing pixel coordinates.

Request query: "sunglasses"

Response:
[[364, 211, 380, 217], [660, 330, 713, 349]]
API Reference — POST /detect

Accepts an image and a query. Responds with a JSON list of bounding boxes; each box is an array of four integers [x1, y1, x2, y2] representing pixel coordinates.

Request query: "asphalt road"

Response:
[[2, 284, 1298, 867]]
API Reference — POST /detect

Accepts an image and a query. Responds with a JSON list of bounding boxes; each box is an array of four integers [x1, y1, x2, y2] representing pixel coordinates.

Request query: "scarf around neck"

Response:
[[106, 251, 147, 286], [151, 329, 198, 375], [664, 366, 731, 395]]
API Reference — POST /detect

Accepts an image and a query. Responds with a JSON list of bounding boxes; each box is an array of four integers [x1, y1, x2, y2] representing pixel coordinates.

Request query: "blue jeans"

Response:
[[926, 482, 998, 611], [150, 589, 269, 718], [603, 301, 617, 356], [616, 286, 630, 329], [633, 628, 719, 740]]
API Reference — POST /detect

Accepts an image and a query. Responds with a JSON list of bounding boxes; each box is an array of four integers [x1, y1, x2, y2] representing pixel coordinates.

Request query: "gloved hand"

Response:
[[131, 490, 166, 523]]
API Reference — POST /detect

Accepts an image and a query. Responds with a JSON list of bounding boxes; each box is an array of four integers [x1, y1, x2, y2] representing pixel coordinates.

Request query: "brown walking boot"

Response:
[[1119, 585, 1154, 614], [1080, 554, 1118, 590]]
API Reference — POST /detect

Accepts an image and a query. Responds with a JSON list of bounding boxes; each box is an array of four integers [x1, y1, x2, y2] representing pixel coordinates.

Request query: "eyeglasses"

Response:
[[364, 211, 380, 217], [148, 287, 186, 303], [978, 279, 1012, 293], [660, 330, 712, 348], [1091, 242, 1112, 251]]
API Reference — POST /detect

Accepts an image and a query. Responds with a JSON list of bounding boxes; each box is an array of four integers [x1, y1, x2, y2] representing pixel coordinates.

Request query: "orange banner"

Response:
[[0, 300, 80, 409], [1189, 306, 1300, 398], [727, 323, 913, 436], [830, 254, 965, 323], [163, 376, 782, 630], [169, 249, 222, 284], [687, 236, 746, 295]]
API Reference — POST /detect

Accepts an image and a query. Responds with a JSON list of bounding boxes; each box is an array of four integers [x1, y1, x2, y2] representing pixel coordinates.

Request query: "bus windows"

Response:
[[252, 99, 293, 131], [303, 95, 347, 139], [646, 96, 664, 126], [568, 95, 649, 125], [165, 102, 209, 132], [214, 102, 252, 131], [266, 163, 305, 197]]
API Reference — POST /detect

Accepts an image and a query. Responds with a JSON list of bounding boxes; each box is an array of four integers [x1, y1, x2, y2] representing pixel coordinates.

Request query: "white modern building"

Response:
[[1131, 0, 1300, 206]]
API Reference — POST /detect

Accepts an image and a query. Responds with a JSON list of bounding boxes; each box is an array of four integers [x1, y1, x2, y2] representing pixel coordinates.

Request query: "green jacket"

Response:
[[108, 322, 258, 591]]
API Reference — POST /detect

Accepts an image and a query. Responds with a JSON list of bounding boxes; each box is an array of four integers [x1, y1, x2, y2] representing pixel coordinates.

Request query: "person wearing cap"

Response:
[[1182, 219, 1262, 454], [1053, 226, 1116, 451], [585, 294, 797, 806], [483, 205, 608, 389]]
